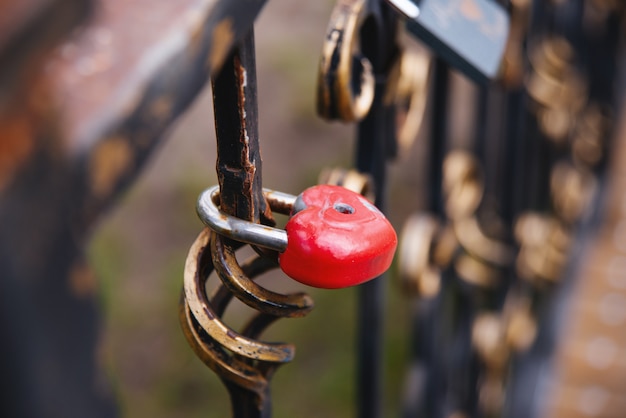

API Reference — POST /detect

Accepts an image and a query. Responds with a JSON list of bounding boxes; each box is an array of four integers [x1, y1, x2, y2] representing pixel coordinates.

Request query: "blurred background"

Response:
[[4, 0, 625, 417], [88, 0, 436, 416]]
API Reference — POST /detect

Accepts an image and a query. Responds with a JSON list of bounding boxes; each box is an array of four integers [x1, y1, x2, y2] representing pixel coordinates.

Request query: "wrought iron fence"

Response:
[[1, 0, 625, 417]]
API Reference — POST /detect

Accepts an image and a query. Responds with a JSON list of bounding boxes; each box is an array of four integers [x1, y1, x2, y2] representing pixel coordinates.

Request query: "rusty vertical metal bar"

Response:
[[210, 29, 272, 417], [213, 29, 270, 225]]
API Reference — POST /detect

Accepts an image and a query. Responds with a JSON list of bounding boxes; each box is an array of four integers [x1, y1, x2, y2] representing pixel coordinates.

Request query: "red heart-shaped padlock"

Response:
[[279, 185, 397, 288]]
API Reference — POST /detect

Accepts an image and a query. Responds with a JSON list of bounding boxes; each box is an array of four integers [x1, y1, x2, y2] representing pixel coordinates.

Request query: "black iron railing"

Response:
[[1, 1, 625, 417]]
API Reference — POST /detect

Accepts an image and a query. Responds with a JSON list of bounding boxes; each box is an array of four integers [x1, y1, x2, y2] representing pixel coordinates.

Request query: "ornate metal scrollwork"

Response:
[[317, 0, 376, 121]]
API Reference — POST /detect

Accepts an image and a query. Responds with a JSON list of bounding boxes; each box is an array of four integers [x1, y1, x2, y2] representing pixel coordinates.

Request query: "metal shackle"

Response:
[[196, 185, 295, 252]]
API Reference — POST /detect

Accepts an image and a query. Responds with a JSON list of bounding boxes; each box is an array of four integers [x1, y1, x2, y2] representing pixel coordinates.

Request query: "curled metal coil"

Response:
[[526, 36, 588, 144], [515, 213, 570, 284], [316, 0, 375, 121], [318, 166, 374, 200], [383, 47, 432, 153], [397, 213, 442, 297], [397, 151, 514, 296], [179, 190, 314, 394]]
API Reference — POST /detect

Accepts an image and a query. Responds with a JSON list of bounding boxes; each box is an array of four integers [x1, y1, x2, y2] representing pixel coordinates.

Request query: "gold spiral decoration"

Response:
[[180, 200, 314, 393]]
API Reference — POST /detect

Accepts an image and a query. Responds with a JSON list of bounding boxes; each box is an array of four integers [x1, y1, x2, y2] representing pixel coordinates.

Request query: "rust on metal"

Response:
[[208, 18, 235, 73], [148, 96, 173, 120], [68, 260, 98, 298], [183, 229, 297, 362], [0, 0, 92, 115], [212, 234, 313, 317], [180, 297, 269, 393], [88, 136, 133, 198], [213, 30, 272, 224], [180, 225, 314, 409], [2, 0, 270, 222], [180, 29, 313, 417], [316, 0, 375, 121], [45, 0, 246, 150], [0, 1, 269, 415], [0, 57, 62, 193], [0, 111, 36, 192]]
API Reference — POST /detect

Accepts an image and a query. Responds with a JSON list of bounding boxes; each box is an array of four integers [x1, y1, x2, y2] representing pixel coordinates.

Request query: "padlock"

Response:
[[281, 184, 397, 288], [385, 0, 510, 84], [196, 184, 397, 289]]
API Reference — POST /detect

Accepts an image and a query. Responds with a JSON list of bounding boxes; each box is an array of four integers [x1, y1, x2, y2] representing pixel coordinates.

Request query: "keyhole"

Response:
[[334, 203, 355, 214]]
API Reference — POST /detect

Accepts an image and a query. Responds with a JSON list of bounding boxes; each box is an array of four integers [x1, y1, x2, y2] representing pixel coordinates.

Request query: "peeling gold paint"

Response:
[[0, 113, 35, 193], [460, 0, 483, 21], [89, 136, 133, 198], [149, 96, 173, 120], [187, 9, 205, 53], [68, 261, 97, 298], [0, 75, 53, 193], [316, 0, 374, 121], [208, 18, 234, 72]]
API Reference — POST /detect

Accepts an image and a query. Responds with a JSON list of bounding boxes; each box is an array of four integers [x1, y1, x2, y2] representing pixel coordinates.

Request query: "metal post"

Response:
[[355, 2, 398, 417], [211, 29, 272, 418]]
